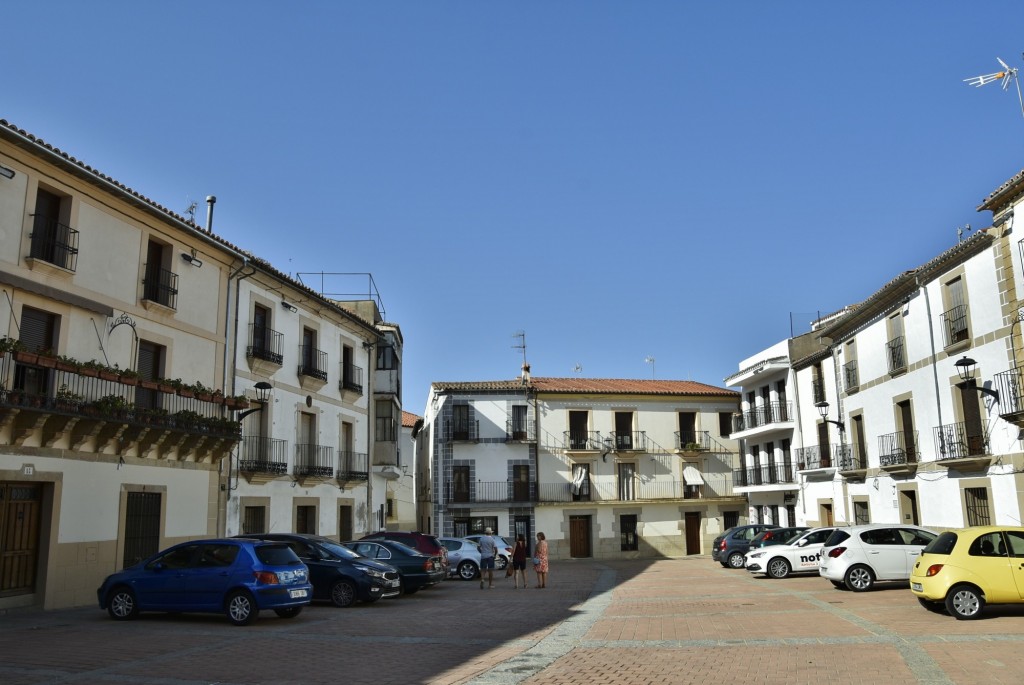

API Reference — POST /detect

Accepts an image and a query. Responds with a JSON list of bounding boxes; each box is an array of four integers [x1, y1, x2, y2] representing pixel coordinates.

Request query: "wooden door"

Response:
[[123, 491, 161, 569], [684, 511, 701, 555], [512, 465, 530, 501], [569, 515, 591, 558], [338, 506, 353, 541], [0, 483, 42, 595]]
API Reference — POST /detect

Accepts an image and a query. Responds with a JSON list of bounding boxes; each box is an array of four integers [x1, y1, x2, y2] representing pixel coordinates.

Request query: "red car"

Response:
[[360, 531, 449, 574]]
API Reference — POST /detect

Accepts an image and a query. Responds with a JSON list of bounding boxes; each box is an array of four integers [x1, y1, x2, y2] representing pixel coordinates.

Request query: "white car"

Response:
[[818, 523, 937, 591], [744, 527, 837, 578], [439, 537, 482, 580]]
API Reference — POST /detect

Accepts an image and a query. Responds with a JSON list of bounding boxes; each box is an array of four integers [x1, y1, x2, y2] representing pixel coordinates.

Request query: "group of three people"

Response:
[[478, 529, 547, 589]]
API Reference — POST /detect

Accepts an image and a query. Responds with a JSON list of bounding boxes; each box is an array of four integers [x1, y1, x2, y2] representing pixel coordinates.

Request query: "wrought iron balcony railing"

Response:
[[446, 480, 536, 504], [941, 304, 969, 347], [30, 216, 79, 272], [993, 366, 1024, 421], [340, 363, 363, 393], [934, 421, 988, 460], [878, 430, 918, 466], [238, 436, 288, 475], [143, 264, 178, 309], [563, 430, 603, 451], [676, 430, 711, 451], [337, 450, 369, 480], [731, 401, 792, 432], [732, 464, 796, 486], [837, 444, 867, 471], [295, 443, 335, 478], [444, 420, 478, 442], [505, 417, 535, 442], [796, 444, 846, 470], [247, 324, 284, 365], [812, 379, 825, 404], [534, 475, 736, 503], [610, 430, 647, 451], [843, 361, 859, 392], [887, 335, 906, 374], [298, 345, 328, 381]]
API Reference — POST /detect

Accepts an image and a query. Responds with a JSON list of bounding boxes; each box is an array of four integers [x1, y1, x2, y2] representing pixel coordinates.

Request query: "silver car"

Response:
[[439, 537, 482, 580], [464, 534, 514, 569]]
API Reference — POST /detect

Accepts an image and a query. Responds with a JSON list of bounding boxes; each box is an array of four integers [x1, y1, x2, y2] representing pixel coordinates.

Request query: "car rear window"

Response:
[[255, 543, 303, 566], [922, 532, 957, 555], [824, 529, 850, 547]]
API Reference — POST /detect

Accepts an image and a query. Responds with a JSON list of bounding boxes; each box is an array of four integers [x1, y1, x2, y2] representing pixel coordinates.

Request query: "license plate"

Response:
[[387, 579, 400, 588], [289, 589, 308, 598], [911, 582, 922, 592]]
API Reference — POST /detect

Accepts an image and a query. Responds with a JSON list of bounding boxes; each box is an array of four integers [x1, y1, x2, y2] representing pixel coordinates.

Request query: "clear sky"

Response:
[[6, 2, 1024, 414]]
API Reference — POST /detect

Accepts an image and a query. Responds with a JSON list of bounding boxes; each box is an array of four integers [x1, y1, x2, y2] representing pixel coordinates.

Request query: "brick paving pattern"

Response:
[[1, 557, 1022, 684]]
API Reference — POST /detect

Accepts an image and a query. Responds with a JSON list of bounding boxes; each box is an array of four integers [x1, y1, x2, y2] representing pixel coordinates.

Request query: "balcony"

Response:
[[941, 304, 969, 349], [878, 430, 918, 474], [993, 367, 1024, 428], [505, 417, 535, 442], [795, 444, 843, 472], [446, 480, 536, 506], [29, 216, 79, 273], [536, 475, 737, 503], [297, 345, 328, 389], [843, 361, 859, 393], [731, 401, 792, 434], [0, 352, 239, 462], [887, 335, 906, 374], [676, 430, 711, 458], [933, 421, 992, 471], [142, 264, 178, 310], [246, 324, 284, 371], [610, 430, 647, 452], [732, 464, 796, 488], [563, 430, 603, 451], [837, 446, 868, 477], [295, 443, 335, 479], [337, 451, 369, 481], [238, 436, 288, 480], [340, 362, 363, 394]]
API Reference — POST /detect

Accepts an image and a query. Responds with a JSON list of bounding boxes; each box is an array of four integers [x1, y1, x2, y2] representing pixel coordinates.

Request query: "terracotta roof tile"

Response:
[[432, 377, 736, 397], [401, 411, 422, 428]]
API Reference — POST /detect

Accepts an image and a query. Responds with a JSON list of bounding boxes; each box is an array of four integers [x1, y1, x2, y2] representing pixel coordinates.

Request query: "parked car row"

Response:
[[727, 521, 1024, 620], [97, 531, 448, 625]]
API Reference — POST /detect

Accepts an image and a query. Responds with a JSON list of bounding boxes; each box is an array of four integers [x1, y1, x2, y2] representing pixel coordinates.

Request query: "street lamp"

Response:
[[815, 401, 845, 432], [954, 356, 999, 401], [237, 381, 273, 420]]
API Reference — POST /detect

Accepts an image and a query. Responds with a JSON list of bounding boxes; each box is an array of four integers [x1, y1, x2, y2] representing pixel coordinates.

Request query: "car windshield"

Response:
[[254, 543, 302, 566], [319, 540, 361, 559], [922, 531, 958, 555]]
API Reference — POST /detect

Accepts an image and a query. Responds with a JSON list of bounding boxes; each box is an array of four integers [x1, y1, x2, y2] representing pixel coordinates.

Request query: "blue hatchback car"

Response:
[[97, 538, 312, 625]]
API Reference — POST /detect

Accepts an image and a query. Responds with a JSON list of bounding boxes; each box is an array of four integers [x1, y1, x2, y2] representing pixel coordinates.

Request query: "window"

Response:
[[964, 487, 991, 526], [843, 340, 858, 392], [342, 345, 361, 391], [511, 404, 528, 439], [376, 400, 396, 442], [614, 411, 634, 449], [942, 276, 969, 347], [678, 411, 697, 445], [887, 313, 906, 373], [718, 412, 731, 438], [967, 532, 1004, 557], [853, 500, 870, 524], [452, 405, 471, 440], [618, 462, 636, 501], [143, 239, 178, 309], [775, 381, 789, 421], [296, 505, 317, 534], [785, 505, 797, 526], [811, 363, 825, 404], [30, 187, 78, 271], [135, 340, 166, 410], [512, 464, 530, 501], [386, 498, 395, 519], [123, 491, 161, 569], [16, 307, 59, 396], [897, 399, 917, 462], [376, 345, 397, 370], [571, 463, 591, 501], [452, 465, 470, 502], [248, 304, 283, 364], [243, 506, 267, 535], [568, 410, 590, 449], [620, 515, 638, 551], [851, 415, 867, 469], [299, 327, 327, 380], [816, 422, 831, 467], [768, 505, 779, 525], [724, 511, 739, 530]]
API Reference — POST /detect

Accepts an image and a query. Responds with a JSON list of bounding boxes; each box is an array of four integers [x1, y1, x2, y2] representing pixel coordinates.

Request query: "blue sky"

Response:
[[6, 2, 1024, 414]]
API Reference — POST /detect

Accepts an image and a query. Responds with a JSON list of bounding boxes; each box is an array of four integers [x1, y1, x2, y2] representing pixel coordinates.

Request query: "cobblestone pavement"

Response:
[[2, 557, 1024, 684]]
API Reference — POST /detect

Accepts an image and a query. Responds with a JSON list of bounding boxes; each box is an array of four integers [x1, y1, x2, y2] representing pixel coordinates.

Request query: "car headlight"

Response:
[[354, 564, 385, 578], [747, 551, 764, 559]]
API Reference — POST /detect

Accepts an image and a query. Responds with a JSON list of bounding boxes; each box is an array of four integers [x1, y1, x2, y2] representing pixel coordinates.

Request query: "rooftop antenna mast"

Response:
[[957, 224, 972, 243], [964, 55, 1024, 119], [512, 330, 527, 367], [645, 355, 656, 380]]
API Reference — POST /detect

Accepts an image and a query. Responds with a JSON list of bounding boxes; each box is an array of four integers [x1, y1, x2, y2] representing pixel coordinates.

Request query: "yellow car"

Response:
[[910, 525, 1024, 619]]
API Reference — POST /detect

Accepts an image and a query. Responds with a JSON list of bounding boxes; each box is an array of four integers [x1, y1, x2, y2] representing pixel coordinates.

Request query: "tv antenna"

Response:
[[964, 55, 1024, 119], [645, 355, 656, 379], [957, 224, 972, 243], [184, 200, 198, 223], [573, 363, 583, 375], [512, 331, 527, 367]]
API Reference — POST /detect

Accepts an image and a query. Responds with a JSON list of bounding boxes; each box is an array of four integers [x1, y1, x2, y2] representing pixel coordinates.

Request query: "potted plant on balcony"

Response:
[[172, 409, 204, 432], [223, 394, 250, 410], [55, 355, 80, 373], [13, 348, 39, 365], [78, 360, 104, 378], [0, 336, 21, 357], [55, 385, 84, 413], [94, 394, 131, 420], [192, 381, 215, 402], [118, 367, 140, 387], [35, 349, 57, 369]]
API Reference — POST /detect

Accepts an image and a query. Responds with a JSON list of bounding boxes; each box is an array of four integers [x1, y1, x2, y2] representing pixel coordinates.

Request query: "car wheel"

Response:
[[917, 597, 947, 614], [945, 585, 985, 620], [727, 551, 745, 569], [844, 565, 874, 592], [106, 587, 139, 620], [495, 556, 508, 570], [830, 580, 847, 590], [458, 561, 479, 580], [767, 557, 791, 579], [225, 590, 258, 626], [274, 606, 303, 619], [330, 579, 357, 608]]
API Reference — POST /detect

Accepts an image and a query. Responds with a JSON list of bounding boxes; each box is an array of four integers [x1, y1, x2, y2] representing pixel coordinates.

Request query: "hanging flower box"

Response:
[[36, 355, 57, 369], [98, 370, 119, 382], [13, 350, 39, 365]]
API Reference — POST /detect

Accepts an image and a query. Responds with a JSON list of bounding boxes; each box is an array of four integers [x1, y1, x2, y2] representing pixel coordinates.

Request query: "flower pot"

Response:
[[119, 375, 140, 387], [98, 371, 119, 382], [13, 351, 39, 365], [36, 356, 57, 369], [79, 367, 100, 378]]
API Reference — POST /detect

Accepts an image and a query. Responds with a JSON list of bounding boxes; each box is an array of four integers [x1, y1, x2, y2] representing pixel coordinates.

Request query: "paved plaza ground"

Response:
[[2, 556, 1023, 684]]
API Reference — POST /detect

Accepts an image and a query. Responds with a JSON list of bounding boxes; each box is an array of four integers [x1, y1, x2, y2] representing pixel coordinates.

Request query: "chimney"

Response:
[[205, 195, 217, 232], [521, 362, 531, 384]]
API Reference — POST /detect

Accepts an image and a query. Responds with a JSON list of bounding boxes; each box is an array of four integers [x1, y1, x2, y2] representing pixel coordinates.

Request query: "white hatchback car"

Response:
[[818, 524, 937, 591], [745, 527, 837, 578]]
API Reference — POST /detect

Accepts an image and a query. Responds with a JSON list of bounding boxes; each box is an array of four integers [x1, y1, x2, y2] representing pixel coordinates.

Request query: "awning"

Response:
[[682, 465, 705, 485]]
